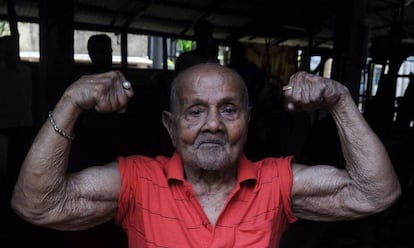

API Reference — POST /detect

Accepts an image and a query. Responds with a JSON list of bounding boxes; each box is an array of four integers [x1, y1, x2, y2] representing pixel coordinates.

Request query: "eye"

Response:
[[190, 109, 202, 116], [187, 106, 204, 117], [222, 105, 237, 114]]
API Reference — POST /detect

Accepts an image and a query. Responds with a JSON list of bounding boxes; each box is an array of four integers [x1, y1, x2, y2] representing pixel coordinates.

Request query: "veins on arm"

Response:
[[290, 163, 376, 221], [52, 163, 121, 230], [13, 162, 121, 231]]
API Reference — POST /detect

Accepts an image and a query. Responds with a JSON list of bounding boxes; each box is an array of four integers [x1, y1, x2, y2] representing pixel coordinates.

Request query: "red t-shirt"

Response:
[[115, 152, 297, 248]]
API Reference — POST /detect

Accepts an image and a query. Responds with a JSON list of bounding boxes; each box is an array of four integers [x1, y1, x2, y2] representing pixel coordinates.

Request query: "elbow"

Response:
[[350, 179, 402, 218], [379, 177, 402, 211], [10, 187, 54, 226], [365, 180, 402, 215], [10, 191, 38, 225], [10, 194, 29, 221], [11, 199, 52, 227], [383, 180, 402, 209]]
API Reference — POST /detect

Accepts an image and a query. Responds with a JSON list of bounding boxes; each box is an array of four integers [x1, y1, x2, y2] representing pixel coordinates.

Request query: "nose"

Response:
[[202, 109, 223, 132]]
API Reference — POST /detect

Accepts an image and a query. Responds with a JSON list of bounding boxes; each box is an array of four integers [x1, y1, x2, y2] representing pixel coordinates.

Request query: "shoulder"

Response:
[[253, 156, 295, 181], [253, 156, 298, 222], [118, 154, 170, 165], [256, 156, 294, 170]]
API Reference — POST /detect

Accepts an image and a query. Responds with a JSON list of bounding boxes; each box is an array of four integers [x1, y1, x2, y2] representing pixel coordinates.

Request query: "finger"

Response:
[[114, 72, 134, 113], [283, 71, 301, 95], [283, 72, 297, 92], [122, 80, 132, 90], [282, 85, 292, 91], [113, 70, 134, 99], [286, 102, 296, 112], [120, 80, 134, 99], [91, 71, 132, 112], [118, 85, 133, 113]]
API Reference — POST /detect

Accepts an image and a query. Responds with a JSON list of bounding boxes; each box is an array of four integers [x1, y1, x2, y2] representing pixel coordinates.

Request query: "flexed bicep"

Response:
[[58, 162, 121, 230], [16, 162, 122, 231], [291, 163, 375, 221]]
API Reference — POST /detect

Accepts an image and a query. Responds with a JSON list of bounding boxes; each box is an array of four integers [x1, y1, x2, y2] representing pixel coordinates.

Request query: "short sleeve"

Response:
[[278, 155, 298, 223]]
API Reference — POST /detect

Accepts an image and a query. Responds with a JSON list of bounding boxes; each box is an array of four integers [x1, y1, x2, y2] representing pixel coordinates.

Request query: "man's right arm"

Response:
[[11, 71, 134, 230]]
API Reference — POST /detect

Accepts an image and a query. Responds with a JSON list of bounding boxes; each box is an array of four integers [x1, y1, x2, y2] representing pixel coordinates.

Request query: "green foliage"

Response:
[[177, 39, 194, 53], [0, 20, 11, 36]]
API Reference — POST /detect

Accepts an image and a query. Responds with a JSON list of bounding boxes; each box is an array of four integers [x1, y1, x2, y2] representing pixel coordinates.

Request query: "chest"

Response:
[[195, 189, 232, 225], [123, 179, 289, 248]]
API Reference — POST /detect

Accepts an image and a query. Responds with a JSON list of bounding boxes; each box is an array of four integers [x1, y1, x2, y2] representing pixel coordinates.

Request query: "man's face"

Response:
[[163, 66, 250, 171]]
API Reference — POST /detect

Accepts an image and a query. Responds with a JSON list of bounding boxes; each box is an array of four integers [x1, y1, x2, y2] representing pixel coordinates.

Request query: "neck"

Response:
[[184, 165, 237, 194]]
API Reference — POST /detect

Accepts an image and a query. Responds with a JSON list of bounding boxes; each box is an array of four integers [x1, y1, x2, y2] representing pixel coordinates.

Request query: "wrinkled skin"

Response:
[[11, 64, 401, 232], [162, 64, 250, 172]]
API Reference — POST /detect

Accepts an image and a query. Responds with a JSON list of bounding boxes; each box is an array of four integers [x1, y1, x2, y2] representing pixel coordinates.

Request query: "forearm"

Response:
[[11, 71, 132, 230], [11, 94, 82, 222], [330, 89, 401, 211]]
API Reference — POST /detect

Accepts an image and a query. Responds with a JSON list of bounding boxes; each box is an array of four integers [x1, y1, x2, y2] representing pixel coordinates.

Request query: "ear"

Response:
[[162, 110, 177, 147]]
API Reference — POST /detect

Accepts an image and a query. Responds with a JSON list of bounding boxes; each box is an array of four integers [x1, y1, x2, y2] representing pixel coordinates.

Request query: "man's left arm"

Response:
[[285, 72, 401, 221]]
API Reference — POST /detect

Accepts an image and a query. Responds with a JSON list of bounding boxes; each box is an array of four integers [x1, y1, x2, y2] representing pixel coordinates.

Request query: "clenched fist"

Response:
[[283, 71, 348, 112], [63, 70, 134, 113]]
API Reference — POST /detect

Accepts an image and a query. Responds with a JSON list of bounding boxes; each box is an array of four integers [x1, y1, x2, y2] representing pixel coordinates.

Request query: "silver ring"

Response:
[[282, 85, 292, 91], [122, 81, 131, 90]]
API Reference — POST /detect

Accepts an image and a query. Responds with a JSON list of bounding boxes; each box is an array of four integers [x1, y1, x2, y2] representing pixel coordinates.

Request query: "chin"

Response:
[[196, 150, 233, 170]]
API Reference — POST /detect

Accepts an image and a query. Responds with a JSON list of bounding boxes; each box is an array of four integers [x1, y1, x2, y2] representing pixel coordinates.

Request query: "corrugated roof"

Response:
[[1, 0, 414, 50]]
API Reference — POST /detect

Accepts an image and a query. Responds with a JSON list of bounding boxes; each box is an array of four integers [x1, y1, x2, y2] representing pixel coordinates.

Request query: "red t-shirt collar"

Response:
[[165, 152, 258, 184]]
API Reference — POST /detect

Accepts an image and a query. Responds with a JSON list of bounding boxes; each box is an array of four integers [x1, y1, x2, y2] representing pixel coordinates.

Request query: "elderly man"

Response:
[[11, 63, 401, 247]]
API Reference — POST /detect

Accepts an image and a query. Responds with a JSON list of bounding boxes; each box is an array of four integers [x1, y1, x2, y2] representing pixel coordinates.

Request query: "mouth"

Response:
[[195, 138, 225, 148], [199, 142, 222, 148], [197, 142, 224, 154]]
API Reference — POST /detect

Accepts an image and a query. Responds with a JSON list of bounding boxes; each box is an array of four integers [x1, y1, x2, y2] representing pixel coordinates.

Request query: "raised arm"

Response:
[[285, 71, 401, 221], [11, 71, 134, 230]]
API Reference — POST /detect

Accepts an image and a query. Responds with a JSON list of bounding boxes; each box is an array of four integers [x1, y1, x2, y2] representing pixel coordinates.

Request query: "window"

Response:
[[74, 30, 121, 64], [3, 20, 228, 71], [0, 20, 11, 36], [18, 22, 39, 62], [396, 56, 414, 97], [0, 21, 40, 62], [127, 33, 151, 68], [310, 56, 321, 71]]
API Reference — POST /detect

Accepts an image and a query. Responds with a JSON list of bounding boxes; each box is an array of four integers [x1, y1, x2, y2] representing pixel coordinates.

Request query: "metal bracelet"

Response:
[[48, 111, 75, 141]]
